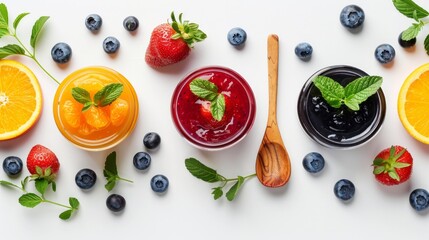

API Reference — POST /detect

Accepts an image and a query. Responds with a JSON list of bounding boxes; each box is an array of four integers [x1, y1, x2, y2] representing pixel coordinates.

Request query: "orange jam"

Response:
[[53, 66, 138, 151]]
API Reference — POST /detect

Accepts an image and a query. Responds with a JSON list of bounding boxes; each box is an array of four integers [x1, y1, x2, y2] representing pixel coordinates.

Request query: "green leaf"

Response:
[[189, 79, 219, 101], [395, 162, 411, 169], [388, 170, 400, 181], [225, 176, 244, 201], [0, 3, 8, 29], [51, 181, 56, 192], [393, 0, 429, 19], [69, 197, 80, 209], [93, 83, 124, 107], [0, 180, 17, 188], [35, 166, 43, 176], [21, 176, 29, 191], [13, 12, 29, 29], [104, 180, 116, 192], [19, 193, 42, 208], [59, 210, 72, 220], [0, 44, 25, 59], [104, 151, 118, 177], [372, 158, 384, 166], [312, 76, 345, 108], [211, 94, 225, 121], [424, 34, 429, 55], [185, 158, 221, 183], [211, 187, 223, 200], [71, 87, 92, 105], [30, 16, 49, 48], [402, 22, 423, 41], [82, 102, 93, 112], [35, 179, 49, 195], [0, 27, 9, 38], [373, 166, 385, 175], [344, 76, 383, 111]]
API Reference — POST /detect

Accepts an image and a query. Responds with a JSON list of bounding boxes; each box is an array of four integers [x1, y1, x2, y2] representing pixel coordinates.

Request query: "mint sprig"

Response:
[[185, 158, 255, 201], [103, 151, 133, 192], [72, 83, 124, 111], [190, 79, 226, 121], [313, 75, 382, 111], [0, 3, 59, 84], [393, 0, 429, 54]]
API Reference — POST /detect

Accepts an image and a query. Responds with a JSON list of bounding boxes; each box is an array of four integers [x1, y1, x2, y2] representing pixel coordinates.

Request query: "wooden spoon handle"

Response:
[[267, 34, 279, 125]]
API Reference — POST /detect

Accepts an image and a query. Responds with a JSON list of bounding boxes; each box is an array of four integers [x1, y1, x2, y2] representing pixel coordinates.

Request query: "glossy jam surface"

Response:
[[298, 66, 385, 149], [53, 66, 138, 151], [171, 66, 256, 150]]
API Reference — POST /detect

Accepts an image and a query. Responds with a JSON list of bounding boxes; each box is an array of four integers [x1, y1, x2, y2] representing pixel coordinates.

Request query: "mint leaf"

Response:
[[312, 76, 345, 108], [19, 193, 42, 208], [59, 210, 72, 220], [211, 94, 225, 121], [104, 179, 116, 192], [185, 158, 221, 183], [94, 83, 124, 107], [82, 102, 93, 112], [424, 34, 429, 55], [344, 76, 382, 111], [0, 3, 8, 29], [225, 176, 244, 201], [69, 197, 80, 209], [393, 0, 429, 19], [0, 44, 25, 59], [13, 12, 29, 29], [30, 16, 49, 48], [71, 87, 92, 105], [211, 187, 223, 200], [190, 79, 219, 101], [104, 151, 118, 177], [35, 178, 49, 195], [402, 22, 424, 40]]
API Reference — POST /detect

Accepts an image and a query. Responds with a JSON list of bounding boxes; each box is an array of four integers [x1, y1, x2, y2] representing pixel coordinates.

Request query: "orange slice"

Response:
[[398, 63, 429, 144], [109, 98, 129, 126], [0, 60, 42, 140]]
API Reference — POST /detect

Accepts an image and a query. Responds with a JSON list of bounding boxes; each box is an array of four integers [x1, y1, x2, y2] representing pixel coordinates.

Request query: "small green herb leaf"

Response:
[[190, 79, 219, 101], [104, 179, 116, 192], [0, 28, 9, 38], [93, 83, 124, 107], [402, 22, 423, 40], [0, 44, 25, 59], [373, 166, 385, 175], [312, 76, 345, 108], [226, 176, 244, 201], [35, 178, 49, 195], [393, 0, 429, 19], [69, 197, 80, 209], [0, 3, 8, 29], [72, 87, 92, 104], [211, 94, 225, 121], [82, 102, 93, 112], [344, 76, 383, 111], [104, 151, 118, 177], [388, 170, 400, 181], [19, 193, 42, 208], [424, 34, 429, 55], [211, 187, 223, 200], [30, 16, 49, 48], [185, 158, 221, 183], [13, 12, 29, 29], [59, 210, 72, 220]]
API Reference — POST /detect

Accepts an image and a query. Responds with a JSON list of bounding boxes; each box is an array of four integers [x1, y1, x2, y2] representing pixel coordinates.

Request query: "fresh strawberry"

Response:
[[27, 144, 60, 180], [145, 12, 207, 68], [372, 145, 412, 185]]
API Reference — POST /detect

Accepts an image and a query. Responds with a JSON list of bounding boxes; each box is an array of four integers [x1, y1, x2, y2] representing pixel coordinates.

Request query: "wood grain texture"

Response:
[[255, 34, 291, 188]]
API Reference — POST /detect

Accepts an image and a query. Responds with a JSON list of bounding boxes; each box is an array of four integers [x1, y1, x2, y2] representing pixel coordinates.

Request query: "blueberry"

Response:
[[2, 156, 23, 177], [106, 194, 126, 212], [143, 132, 161, 150], [302, 152, 325, 173], [334, 179, 355, 201], [398, 31, 416, 48], [375, 44, 395, 64], [227, 27, 247, 46], [133, 152, 151, 170], [340, 5, 365, 29], [51, 42, 72, 64], [123, 16, 139, 32], [409, 188, 429, 211], [85, 14, 102, 32], [295, 42, 313, 61], [103, 36, 120, 54], [75, 168, 97, 190], [151, 174, 169, 193]]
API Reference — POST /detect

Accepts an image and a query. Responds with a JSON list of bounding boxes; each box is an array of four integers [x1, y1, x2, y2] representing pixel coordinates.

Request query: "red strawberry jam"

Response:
[[171, 66, 256, 150]]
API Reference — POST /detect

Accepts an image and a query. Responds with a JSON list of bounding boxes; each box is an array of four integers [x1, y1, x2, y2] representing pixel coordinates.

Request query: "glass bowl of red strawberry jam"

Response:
[[297, 65, 386, 149], [171, 66, 256, 150]]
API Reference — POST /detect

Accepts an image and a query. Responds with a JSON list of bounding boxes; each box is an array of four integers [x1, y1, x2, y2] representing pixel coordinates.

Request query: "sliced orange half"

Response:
[[398, 63, 429, 144], [0, 60, 42, 140]]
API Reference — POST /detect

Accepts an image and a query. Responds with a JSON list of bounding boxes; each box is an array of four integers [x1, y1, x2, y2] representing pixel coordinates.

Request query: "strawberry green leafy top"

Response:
[[170, 12, 207, 47]]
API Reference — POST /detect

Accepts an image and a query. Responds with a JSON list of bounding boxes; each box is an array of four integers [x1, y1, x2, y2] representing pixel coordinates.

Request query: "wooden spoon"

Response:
[[255, 34, 291, 188]]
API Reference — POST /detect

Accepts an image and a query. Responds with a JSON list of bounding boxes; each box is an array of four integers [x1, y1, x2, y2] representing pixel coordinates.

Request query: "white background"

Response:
[[1, 0, 429, 239]]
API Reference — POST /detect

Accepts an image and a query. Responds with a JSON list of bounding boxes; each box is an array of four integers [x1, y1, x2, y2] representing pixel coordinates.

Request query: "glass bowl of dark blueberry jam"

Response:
[[297, 65, 386, 149]]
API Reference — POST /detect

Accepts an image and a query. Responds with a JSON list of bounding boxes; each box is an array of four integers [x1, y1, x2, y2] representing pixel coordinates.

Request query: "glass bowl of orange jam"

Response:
[[53, 66, 139, 151]]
